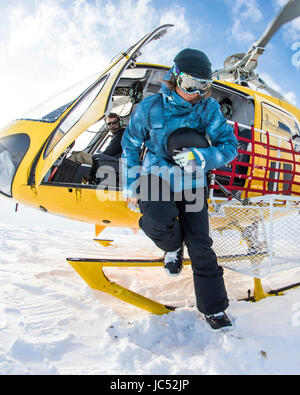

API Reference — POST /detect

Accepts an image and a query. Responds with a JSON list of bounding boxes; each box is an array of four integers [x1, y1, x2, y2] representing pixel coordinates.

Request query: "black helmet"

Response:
[[167, 127, 210, 162]]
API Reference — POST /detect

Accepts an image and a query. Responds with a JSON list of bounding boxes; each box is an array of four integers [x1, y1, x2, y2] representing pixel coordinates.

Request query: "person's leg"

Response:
[[138, 176, 183, 252], [177, 191, 229, 315]]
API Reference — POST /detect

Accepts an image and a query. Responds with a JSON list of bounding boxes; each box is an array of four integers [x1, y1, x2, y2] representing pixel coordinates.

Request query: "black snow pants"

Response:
[[138, 176, 229, 316]]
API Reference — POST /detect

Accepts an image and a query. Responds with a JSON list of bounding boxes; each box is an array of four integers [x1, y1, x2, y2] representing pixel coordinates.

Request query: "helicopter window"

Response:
[[278, 122, 291, 133], [87, 67, 168, 155], [77, 119, 107, 153], [108, 67, 168, 116], [121, 68, 148, 79], [211, 86, 255, 126], [262, 102, 300, 137], [0, 134, 30, 197], [143, 68, 169, 98], [44, 75, 108, 158], [111, 95, 133, 117], [21, 73, 101, 123]]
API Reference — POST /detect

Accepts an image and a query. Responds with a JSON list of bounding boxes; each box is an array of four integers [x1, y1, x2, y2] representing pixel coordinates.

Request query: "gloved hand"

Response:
[[173, 149, 205, 173], [125, 197, 140, 213], [127, 202, 140, 213]]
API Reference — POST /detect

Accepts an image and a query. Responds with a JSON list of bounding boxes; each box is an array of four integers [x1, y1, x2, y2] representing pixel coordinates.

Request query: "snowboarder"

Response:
[[121, 48, 238, 330]]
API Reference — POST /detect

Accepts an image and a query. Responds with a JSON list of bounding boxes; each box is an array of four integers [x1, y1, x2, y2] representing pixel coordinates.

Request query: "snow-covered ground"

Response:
[[0, 218, 300, 375]]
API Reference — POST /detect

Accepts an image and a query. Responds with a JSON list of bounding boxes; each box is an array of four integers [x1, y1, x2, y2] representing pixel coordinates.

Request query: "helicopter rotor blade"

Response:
[[213, 0, 300, 80], [253, 0, 300, 49]]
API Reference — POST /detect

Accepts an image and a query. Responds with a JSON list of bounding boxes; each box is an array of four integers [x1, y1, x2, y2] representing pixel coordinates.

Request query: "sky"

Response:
[[0, 0, 300, 229]]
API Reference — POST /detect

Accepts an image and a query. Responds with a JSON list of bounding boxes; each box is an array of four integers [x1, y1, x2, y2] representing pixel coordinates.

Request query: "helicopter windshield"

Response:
[[21, 73, 101, 123], [0, 134, 30, 197]]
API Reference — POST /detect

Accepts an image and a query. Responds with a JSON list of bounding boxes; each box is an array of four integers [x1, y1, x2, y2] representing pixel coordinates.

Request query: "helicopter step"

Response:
[[67, 252, 270, 314], [93, 238, 114, 247]]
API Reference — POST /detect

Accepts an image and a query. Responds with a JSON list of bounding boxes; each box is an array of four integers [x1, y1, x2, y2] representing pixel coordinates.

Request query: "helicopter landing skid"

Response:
[[239, 278, 300, 303], [66, 257, 182, 315], [67, 252, 280, 315]]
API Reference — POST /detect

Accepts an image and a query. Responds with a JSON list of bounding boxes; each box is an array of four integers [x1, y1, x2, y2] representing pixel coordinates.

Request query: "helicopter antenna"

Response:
[[213, 0, 300, 102]]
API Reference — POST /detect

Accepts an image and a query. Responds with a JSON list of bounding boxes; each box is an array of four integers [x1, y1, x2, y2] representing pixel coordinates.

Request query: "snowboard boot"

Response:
[[163, 245, 184, 277], [205, 312, 232, 331]]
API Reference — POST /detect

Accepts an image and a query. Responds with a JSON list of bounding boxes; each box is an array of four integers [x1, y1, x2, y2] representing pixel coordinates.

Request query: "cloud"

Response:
[[234, 0, 263, 21], [0, 0, 191, 127], [292, 41, 300, 70], [225, 0, 263, 44], [257, 72, 298, 106], [287, 18, 300, 41], [7, 0, 190, 69], [230, 19, 256, 44], [274, 0, 289, 6], [284, 91, 298, 106]]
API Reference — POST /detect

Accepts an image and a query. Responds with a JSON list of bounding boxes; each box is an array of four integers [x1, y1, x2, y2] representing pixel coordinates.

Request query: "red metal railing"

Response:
[[210, 122, 300, 198]]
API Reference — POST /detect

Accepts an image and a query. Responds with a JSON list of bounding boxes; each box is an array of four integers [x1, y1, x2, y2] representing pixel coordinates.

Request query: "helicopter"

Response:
[[1, 0, 300, 315]]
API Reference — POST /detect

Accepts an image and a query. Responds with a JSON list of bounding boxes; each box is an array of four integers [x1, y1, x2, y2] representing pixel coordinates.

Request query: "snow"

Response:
[[1, 217, 300, 375]]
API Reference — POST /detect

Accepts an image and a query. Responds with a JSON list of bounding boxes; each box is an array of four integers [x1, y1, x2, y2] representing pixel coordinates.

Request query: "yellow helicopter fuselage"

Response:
[[0, 23, 300, 234], [1, 22, 300, 316]]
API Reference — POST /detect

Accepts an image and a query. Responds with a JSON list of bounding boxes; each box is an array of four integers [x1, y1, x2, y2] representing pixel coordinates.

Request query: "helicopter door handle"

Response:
[[75, 188, 82, 202], [292, 134, 300, 144], [30, 185, 37, 196], [292, 135, 300, 142]]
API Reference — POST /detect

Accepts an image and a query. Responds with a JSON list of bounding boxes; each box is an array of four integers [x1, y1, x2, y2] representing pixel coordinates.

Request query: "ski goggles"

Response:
[[106, 119, 119, 127], [174, 68, 213, 95]]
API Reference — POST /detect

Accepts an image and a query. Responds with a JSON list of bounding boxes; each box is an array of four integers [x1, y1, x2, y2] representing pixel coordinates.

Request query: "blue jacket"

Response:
[[121, 82, 238, 197]]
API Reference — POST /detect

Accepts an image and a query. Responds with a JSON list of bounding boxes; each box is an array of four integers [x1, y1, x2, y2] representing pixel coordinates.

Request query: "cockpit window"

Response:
[[0, 134, 30, 197], [20, 73, 100, 123], [110, 67, 168, 117], [121, 68, 148, 79]]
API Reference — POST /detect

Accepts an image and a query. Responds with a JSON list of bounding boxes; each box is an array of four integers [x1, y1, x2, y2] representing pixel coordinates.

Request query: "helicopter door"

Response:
[[32, 24, 173, 188], [260, 101, 300, 193]]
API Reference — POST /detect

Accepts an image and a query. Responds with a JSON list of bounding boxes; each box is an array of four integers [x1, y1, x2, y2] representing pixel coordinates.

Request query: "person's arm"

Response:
[[192, 101, 238, 171], [121, 103, 149, 200]]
